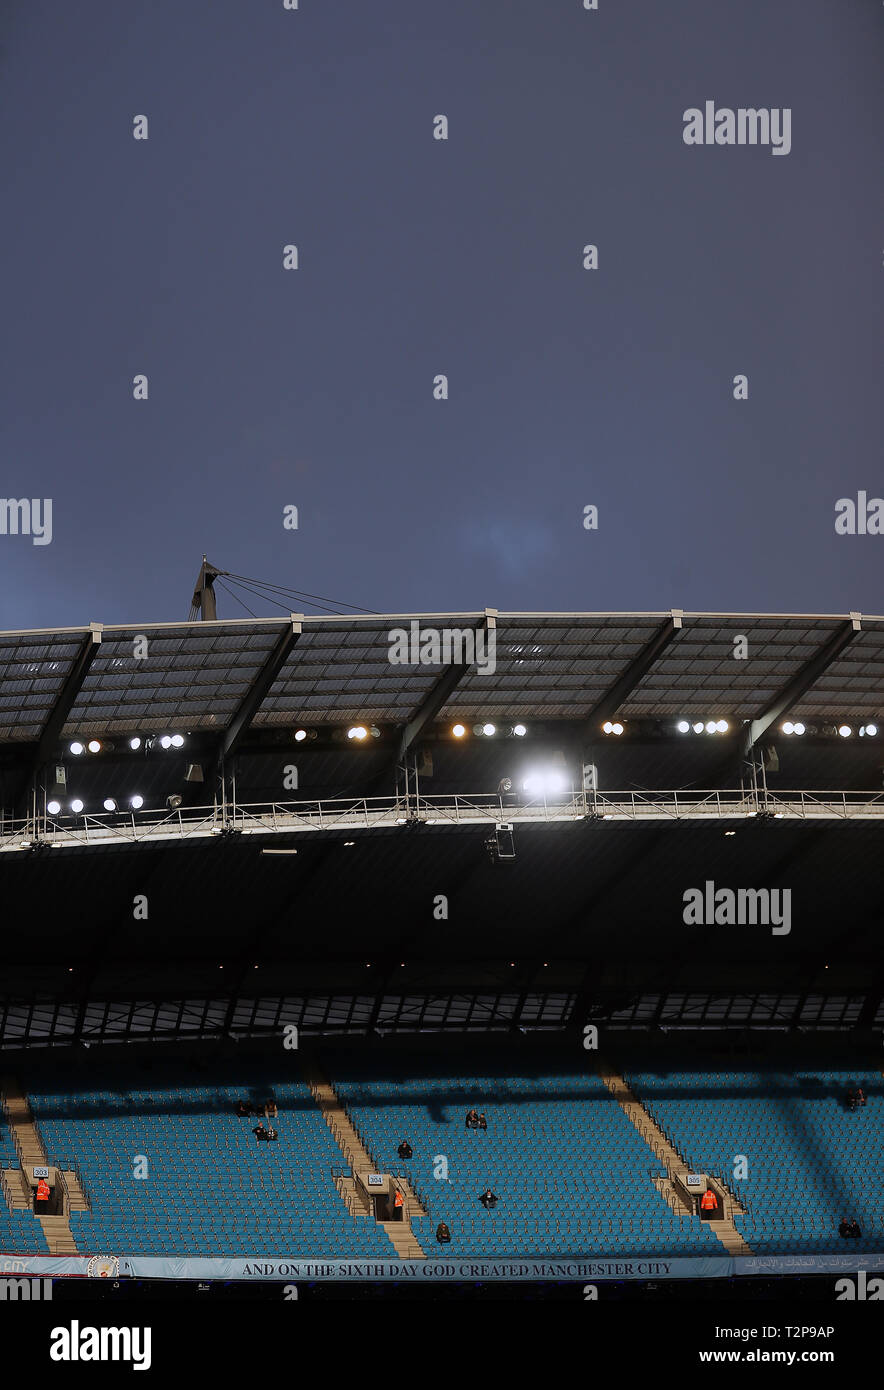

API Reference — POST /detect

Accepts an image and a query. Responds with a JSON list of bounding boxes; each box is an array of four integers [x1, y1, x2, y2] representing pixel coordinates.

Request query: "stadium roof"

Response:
[[1, 609, 882, 744]]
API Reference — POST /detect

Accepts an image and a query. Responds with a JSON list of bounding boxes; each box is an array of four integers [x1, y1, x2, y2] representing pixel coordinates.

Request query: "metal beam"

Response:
[[582, 610, 683, 732], [14, 623, 103, 816], [218, 615, 302, 765], [740, 613, 862, 760], [362, 610, 496, 797], [395, 609, 497, 765]]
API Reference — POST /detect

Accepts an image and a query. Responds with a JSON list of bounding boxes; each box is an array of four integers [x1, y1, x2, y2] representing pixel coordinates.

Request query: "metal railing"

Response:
[[5, 785, 884, 853]]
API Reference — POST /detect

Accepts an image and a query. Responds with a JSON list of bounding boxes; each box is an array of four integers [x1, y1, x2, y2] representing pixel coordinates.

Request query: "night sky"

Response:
[[1, 0, 881, 631]]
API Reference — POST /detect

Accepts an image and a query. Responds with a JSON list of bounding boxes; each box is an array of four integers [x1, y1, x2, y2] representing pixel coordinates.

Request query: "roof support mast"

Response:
[[191, 556, 220, 621]]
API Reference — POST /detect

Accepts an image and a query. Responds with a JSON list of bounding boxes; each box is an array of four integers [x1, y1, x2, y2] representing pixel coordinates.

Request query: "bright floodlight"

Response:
[[294, 729, 308, 742], [705, 721, 717, 734], [87, 739, 101, 753], [676, 720, 690, 733], [171, 734, 185, 748], [692, 722, 704, 734], [70, 741, 85, 755], [129, 736, 142, 750], [716, 720, 728, 733], [47, 800, 61, 815], [793, 722, 805, 736], [611, 722, 624, 736], [865, 724, 878, 737], [523, 770, 567, 796], [482, 723, 496, 737], [602, 721, 613, 734], [838, 725, 852, 738], [130, 794, 144, 809], [512, 724, 527, 737], [70, 799, 84, 814], [451, 723, 466, 738], [103, 798, 117, 812], [783, 722, 794, 734], [160, 735, 173, 749], [347, 726, 368, 741]]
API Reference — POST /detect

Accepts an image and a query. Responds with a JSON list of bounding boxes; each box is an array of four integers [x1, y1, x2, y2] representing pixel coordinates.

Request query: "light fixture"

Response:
[[838, 725, 852, 738], [783, 722, 794, 735], [451, 723, 466, 738], [716, 719, 729, 733], [69, 742, 85, 756], [47, 800, 61, 815], [793, 722, 805, 736], [87, 739, 101, 753], [861, 723, 878, 737], [129, 736, 142, 750], [70, 799, 84, 814], [512, 724, 527, 737], [171, 734, 185, 748], [294, 729, 308, 742], [482, 723, 496, 737], [676, 720, 690, 733], [705, 721, 717, 734], [166, 794, 183, 810], [130, 794, 144, 809], [692, 721, 704, 734], [160, 735, 173, 749], [498, 778, 513, 794], [347, 726, 368, 741], [522, 771, 568, 796], [103, 798, 117, 812]]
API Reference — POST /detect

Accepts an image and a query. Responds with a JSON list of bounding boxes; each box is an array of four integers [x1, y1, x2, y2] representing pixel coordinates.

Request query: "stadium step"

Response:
[[302, 1056, 427, 1261], [598, 1065, 754, 1257], [36, 1214, 78, 1254], [0, 1075, 88, 1254]]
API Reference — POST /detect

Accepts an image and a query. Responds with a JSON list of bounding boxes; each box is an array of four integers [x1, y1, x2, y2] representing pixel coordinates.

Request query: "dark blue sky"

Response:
[[1, 0, 882, 629]]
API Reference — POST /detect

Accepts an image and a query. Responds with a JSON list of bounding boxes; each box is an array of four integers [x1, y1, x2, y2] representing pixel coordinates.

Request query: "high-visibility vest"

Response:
[[36, 1180, 50, 1201], [394, 1190, 403, 1208], [701, 1191, 717, 1209]]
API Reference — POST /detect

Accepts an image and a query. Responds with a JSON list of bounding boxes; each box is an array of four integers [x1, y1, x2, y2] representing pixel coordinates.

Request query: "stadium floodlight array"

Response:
[[602, 721, 624, 735], [70, 733, 185, 754], [676, 719, 729, 733], [47, 795, 145, 815], [453, 723, 528, 738]]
